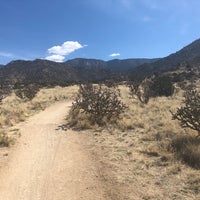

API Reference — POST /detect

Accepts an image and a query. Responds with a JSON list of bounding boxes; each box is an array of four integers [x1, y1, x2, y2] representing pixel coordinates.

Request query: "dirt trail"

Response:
[[0, 101, 108, 200]]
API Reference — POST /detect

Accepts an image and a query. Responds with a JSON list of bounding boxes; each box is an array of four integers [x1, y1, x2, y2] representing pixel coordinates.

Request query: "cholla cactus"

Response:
[[128, 77, 154, 104], [72, 84, 127, 124], [172, 88, 200, 136]]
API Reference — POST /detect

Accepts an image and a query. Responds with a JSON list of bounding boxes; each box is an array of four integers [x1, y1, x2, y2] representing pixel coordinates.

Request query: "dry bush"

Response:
[[128, 75, 174, 104], [171, 87, 200, 136], [169, 135, 200, 169], [0, 86, 11, 104], [0, 130, 10, 147], [69, 84, 127, 127], [104, 79, 118, 88], [151, 75, 174, 97], [0, 94, 4, 104], [14, 84, 40, 101], [128, 77, 154, 104]]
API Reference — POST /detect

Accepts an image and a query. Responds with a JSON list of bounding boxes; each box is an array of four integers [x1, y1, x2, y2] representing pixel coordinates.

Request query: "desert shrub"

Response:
[[14, 84, 40, 101], [150, 75, 174, 97], [0, 86, 11, 104], [171, 87, 200, 137], [128, 80, 140, 97], [104, 79, 118, 88], [169, 135, 200, 169], [128, 75, 174, 104], [0, 130, 10, 147], [128, 77, 153, 104], [0, 95, 4, 104], [71, 84, 127, 125]]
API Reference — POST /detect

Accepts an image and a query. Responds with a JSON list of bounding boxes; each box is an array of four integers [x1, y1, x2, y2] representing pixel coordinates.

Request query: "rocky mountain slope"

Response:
[[130, 39, 200, 79], [0, 58, 157, 85]]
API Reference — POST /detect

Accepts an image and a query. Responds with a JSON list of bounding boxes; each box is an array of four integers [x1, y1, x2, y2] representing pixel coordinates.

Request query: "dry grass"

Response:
[[1, 83, 200, 199], [71, 84, 200, 200], [0, 85, 78, 145], [169, 135, 200, 169], [0, 85, 78, 127]]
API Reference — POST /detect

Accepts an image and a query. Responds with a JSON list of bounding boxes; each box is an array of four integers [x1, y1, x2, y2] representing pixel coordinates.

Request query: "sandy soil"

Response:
[[0, 101, 109, 200]]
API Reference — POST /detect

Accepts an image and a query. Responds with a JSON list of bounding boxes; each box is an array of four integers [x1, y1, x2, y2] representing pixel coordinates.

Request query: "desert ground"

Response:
[[0, 84, 199, 200]]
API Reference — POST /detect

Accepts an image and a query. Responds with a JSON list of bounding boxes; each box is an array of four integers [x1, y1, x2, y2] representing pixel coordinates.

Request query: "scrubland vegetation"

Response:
[[67, 79, 200, 199], [0, 78, 200, 199]]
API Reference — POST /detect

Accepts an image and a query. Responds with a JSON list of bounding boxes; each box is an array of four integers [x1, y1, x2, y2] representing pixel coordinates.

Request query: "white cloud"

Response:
[[45, 41, 86, 62], [109, 53, 120, 57], [48, 41, 84, 56], [45, 54, 65, 62]]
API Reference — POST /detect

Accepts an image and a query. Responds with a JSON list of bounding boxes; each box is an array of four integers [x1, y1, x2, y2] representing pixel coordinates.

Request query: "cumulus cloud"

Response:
[[45, 41, 86, 62], [45, 55, 65, 62], [48, 41, 84, 55], [109, 53, 120, 57]]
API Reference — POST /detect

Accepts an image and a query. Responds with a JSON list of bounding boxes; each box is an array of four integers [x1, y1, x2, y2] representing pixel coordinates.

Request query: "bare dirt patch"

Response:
[[0, 102, 110, 200]]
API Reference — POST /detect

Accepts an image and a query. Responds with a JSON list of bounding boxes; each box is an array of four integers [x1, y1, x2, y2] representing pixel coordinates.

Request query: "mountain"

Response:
[[0, 58, 159, 85], [0, 64, 4, 68], [107, 58, 159, 72], [130, 39, 200, 79], [0, 59, 112, 85], [1, 38, 200, 86], [66, 58, 107, 68]]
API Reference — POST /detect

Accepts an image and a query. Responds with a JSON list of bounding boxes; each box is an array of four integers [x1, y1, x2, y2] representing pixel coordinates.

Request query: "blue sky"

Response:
[[1, 0, 200, 64]]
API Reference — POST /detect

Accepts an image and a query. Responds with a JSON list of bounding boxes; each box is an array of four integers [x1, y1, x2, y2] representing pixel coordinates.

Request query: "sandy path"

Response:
[[0, 101, 108, 200]]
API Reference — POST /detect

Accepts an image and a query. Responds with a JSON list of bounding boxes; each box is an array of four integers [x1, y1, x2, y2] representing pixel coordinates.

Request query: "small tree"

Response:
[[171, 88, 200, 136], [72, 84, 127, 124]]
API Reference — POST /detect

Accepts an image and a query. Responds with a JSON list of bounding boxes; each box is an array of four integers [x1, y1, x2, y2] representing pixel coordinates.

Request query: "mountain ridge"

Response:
[[130, 38, 200, 78], [0, 58, 158, 85], [1, 38, 200, 85]]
